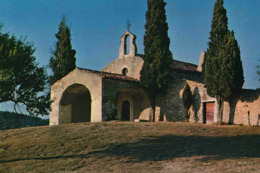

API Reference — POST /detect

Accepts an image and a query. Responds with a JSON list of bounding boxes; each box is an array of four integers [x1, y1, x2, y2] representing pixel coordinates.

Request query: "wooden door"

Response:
[[203, 102, 215, 124], [121, 100, 130, 121]]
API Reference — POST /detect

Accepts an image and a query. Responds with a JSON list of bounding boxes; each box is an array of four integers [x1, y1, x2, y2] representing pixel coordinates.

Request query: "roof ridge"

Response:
[[172, 59, 198, 67], [77, 67, 139, 82]]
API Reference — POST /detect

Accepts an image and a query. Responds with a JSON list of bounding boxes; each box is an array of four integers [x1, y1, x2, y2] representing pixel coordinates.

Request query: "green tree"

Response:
[[50, 16, 76, 85], [140, 0, 173, 121], [182, 83, 192, 120], [0, 32, 50, 116], [205, 0, 244, 122]]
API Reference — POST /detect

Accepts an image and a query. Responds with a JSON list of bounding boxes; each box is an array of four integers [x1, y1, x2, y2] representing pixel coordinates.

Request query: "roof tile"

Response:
[[171, 60, 199, 73], [77, 68, 139, 82]]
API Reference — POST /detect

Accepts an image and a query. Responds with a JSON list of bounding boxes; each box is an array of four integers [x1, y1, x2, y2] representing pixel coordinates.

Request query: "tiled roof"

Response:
[[171, 60, 199, 73], [77, 67, 139, 82], [78, 59, 199, 83], [139, 53, 199, 73]]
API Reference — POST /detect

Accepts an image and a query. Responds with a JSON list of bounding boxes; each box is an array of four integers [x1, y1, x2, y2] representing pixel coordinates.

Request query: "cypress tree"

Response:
[[140, 0, 173, 121], [221, 31, 244, 96], [50, 16, 76, 85], [205, 0, 244, 122], [182, 83, 192, 120]]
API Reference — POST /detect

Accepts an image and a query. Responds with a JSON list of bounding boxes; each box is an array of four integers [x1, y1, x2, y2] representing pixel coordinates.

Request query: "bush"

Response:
[[182, 83, 192, 119], [0, 111, 48, 130]]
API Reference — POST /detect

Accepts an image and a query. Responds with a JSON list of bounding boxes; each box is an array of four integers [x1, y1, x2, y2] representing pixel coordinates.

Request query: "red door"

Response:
[[204, 102, 215, 124]]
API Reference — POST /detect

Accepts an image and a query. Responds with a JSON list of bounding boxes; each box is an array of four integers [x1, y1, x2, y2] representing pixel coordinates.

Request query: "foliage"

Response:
[[220, 30, 244, 98], [0, 111, 48, 130], [140, 0, 173, 121], [49, 16, 76, 85], [205, 0, 244, 121], [140, 0, 173, 93], [182, 83, 192, 119], [205, 0, 228, 98], [0, 32, 50, 116]]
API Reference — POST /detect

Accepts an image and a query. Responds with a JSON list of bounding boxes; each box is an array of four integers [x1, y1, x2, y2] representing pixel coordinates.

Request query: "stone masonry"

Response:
[[50, 31, 260, 126]]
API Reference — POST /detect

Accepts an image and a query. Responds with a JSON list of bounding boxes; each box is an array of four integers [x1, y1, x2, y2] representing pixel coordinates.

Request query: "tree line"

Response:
[[0, 15, 76, 116], [0, 0, 256, 122]]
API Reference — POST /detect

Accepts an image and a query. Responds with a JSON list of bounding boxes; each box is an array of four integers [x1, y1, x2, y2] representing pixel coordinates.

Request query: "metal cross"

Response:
[[127, 19, 131, 31]]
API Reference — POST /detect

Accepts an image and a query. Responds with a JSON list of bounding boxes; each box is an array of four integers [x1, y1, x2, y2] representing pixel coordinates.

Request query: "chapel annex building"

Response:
[[50, 31, 260, 126]]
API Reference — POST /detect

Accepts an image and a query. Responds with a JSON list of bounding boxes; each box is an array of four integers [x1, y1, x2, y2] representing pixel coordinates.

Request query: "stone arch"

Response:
[[124, 34, 130, 55], [59, 83, 92, 124], [116, 87, 152, 121]]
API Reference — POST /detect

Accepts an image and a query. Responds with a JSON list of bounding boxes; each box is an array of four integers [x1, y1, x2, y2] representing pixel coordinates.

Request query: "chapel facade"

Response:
[[50, 31, 260, 126]]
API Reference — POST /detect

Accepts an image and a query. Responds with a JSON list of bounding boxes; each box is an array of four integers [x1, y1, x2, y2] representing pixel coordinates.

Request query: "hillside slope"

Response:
[[0, 111, 48, 130], [0, 122, 260, 172]]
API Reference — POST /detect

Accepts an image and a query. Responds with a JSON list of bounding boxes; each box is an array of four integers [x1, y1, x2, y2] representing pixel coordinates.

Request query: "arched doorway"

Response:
[[59, 84, 91, 123], [121, 100, 130, 121], [116, 87, 152, 121]]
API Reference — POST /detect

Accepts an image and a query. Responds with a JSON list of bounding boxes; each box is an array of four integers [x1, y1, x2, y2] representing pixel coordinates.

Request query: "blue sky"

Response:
[[0, 0, 259, 92]]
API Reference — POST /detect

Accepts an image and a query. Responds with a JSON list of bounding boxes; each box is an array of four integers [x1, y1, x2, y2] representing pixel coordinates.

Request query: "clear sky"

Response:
[[0, 0, 259, 92]]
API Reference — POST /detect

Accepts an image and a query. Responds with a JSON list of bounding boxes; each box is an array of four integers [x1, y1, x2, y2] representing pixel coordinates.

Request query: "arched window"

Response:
[[124, 34, 130, 55], [122, 68, 128, 76]]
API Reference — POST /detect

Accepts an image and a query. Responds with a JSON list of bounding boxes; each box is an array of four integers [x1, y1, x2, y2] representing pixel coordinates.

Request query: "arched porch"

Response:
[[59, 84, 91, 123]]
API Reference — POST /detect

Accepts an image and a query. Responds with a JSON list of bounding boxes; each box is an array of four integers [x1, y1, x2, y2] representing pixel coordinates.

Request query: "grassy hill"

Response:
[[0, 122, 260, 172], [0, 111, 48, 130]]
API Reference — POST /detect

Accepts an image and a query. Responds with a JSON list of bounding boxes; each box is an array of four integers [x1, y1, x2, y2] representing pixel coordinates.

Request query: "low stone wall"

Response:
[[223, 89, 260, 126]]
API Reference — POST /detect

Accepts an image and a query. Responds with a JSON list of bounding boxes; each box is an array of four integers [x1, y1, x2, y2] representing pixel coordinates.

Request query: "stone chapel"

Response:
[[50, 31, 260, 126]]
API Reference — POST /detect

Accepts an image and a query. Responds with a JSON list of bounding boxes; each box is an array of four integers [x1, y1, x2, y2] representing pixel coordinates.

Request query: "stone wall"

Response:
[[155, 69, 259, 126], [223, 89, 260, 126], [102, 78, 151, 121], [102, 78, 137, 121], [155, 71, 204, 122], [156, 79, 187, 122], [101, 56, 144, 80]]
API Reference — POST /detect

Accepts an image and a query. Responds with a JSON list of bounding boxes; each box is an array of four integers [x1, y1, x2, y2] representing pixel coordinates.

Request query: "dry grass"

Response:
[[0, 122, 260, 172]]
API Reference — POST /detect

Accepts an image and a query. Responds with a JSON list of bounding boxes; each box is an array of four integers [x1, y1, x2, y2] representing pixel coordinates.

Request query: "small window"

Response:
[[124, 35, 130, 55], [122, 68, 128, 76]]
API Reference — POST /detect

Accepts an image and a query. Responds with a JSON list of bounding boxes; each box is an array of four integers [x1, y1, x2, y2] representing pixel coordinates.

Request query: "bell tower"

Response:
[[101, 30, 144, 80], [119, 31, 137, 58]]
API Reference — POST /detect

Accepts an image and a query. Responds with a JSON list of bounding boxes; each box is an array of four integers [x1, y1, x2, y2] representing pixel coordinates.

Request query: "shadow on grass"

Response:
[[99, 134, 260, 162], [1, 134, 260, 163]]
